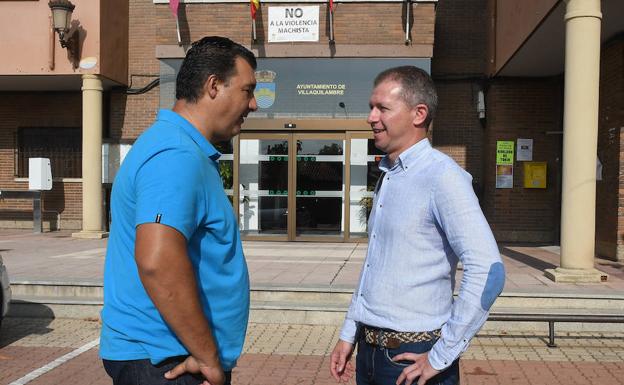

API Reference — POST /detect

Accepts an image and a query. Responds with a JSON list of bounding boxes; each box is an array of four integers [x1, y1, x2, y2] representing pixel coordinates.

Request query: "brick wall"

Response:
[[431, 0, 488, 198], [432, 0, 567, 243], [113, 0, 436, 141], [483, 78, 563, 243], [156, 3, 434, 46], [432, 0, 488, 76], [113, 0, 160, 140], [432, 81, 485, 191], [0, 92, 83, 230], [596, 37, 624, 261]]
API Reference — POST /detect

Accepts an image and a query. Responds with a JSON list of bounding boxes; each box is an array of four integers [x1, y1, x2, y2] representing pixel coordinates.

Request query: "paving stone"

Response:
[[2, 320, 624, 384]]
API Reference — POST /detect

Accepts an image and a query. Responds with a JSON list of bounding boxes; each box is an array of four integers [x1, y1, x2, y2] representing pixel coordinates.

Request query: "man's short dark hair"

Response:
[[374, 66, 438, 127], [175, 36, 257, 103]]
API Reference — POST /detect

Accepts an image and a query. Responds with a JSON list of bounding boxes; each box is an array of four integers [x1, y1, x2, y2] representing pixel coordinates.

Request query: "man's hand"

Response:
[[329, 340, 355, 383], [392, 351, 440, 385], [164, 355, 225, 385]]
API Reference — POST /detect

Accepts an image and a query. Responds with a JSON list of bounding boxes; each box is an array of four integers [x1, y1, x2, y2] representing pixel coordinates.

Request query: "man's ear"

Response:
[[412, 104, 429, 128], [204, 74, 220, 99]]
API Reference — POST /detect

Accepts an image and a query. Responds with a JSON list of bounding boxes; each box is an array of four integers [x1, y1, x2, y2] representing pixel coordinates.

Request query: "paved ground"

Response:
[[2, 317, 624, 385], [2, 230, 624, 295], [2, 229, 624, 384]]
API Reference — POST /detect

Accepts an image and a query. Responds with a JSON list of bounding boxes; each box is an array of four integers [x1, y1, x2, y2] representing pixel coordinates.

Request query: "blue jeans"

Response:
[[102, 357, 232, 385], [356, 332, 460, 385]]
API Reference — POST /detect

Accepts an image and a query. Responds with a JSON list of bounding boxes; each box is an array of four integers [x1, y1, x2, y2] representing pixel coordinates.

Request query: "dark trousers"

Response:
[[102, 357, 232, 385], [355, 333, 460, 385]]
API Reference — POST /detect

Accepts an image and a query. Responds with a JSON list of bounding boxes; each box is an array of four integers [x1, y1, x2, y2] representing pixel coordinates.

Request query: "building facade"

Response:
[[0, 1, 623, 265]]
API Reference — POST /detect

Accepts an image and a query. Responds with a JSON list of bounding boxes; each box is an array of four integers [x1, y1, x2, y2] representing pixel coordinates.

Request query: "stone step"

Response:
[[12, 281, 624, 310], [9, 281, 624, 332], [250, 285, 352, 305], [493, 291, 624, 311], [10, 280, 103, 298]]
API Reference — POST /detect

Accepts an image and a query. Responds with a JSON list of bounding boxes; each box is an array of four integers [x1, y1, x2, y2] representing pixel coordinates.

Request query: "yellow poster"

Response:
[[496, 141, 514, 165], [523, 162, 547, 189]]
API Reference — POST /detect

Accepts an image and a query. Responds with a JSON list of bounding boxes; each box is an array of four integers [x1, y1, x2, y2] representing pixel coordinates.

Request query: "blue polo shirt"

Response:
[[100, 109, 249, 370]]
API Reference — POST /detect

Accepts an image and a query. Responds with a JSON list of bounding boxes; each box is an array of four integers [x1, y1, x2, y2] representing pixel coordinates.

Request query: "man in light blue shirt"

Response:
[[100, 37, 257, 385], [330, 66, 505, 385]]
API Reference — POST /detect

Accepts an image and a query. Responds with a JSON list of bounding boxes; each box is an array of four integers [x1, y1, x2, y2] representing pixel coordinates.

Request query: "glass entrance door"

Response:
[[239, 134, 290, 240], [294, 134, 345, 240], [238, 133, 346, 241]]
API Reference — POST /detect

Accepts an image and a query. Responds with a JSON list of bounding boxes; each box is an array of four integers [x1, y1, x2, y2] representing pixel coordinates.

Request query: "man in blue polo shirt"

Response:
[[100, 36, 257, 385]]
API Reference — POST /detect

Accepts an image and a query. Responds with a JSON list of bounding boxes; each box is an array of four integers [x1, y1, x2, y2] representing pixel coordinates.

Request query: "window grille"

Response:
[[15, 127, 82, 178]]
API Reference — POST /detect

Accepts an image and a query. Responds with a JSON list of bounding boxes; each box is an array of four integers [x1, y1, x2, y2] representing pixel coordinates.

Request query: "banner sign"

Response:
[[268, 6, 319, 42], [250, 58, 430, 117], [160, 58, 431, 116]]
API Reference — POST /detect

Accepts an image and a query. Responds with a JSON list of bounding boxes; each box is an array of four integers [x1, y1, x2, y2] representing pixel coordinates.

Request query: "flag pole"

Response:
[[251, 0, 258, 42], [329, 8, 334, 43], [176, 17, 182, 45], [405, 0, 411, 44], [169, 0, 182, 45]]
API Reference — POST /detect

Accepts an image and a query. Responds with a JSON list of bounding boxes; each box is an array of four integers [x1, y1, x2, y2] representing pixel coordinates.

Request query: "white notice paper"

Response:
[[268, 6, 319, 42], [516, 138, 533, 161]]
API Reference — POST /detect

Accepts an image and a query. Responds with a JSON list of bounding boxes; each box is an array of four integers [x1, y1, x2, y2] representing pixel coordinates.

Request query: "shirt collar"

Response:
[[379, 138, 432, 173], [156, 109, 221, 161]]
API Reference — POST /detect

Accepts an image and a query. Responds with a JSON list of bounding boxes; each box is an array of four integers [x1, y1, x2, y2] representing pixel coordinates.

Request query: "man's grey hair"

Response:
[[374, 66, 438, 128]]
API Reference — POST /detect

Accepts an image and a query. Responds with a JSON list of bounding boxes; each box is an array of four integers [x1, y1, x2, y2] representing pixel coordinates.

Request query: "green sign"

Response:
[[496, 141, 514, 165], [297, 156, 317, 161]]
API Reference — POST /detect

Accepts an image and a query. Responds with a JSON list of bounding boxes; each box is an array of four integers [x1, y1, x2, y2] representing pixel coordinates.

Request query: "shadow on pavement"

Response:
[[499, 246, 557, 271], [0, 303, 54, 348]]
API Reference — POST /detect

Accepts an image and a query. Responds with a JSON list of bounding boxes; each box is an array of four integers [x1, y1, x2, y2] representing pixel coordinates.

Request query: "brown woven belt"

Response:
[[363, 325, 441, 349]]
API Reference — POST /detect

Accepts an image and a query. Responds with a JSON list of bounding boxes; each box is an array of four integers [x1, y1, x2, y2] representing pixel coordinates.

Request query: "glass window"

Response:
[[349, 138, 384, 238], [215, 141, 234, 205]]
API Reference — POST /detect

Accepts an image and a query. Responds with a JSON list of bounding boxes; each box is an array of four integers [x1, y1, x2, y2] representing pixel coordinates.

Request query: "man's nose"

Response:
[[367, 109, 378, 124], [249, 96, 258, 112]]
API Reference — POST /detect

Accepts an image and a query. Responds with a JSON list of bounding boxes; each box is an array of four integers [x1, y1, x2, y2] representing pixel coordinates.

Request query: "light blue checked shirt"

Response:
[[340, 138, 505, 370]]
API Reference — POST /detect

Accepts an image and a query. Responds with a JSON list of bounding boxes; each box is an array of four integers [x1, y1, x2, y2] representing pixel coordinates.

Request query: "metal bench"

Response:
[[0, 190, 43, 233], [488, 309, 624, 347]]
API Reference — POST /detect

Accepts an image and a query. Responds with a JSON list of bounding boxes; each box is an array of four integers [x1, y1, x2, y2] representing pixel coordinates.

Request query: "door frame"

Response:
[[234, 127, 375, 242], [344, 131, 375, 243], [237, 132, 291, 242]]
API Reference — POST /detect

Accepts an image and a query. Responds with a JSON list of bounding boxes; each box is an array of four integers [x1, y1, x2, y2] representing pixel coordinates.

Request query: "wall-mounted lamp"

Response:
[[49, 0, 79, 62], [477, 89, 486, 120], [338, 102, 348, 118]]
